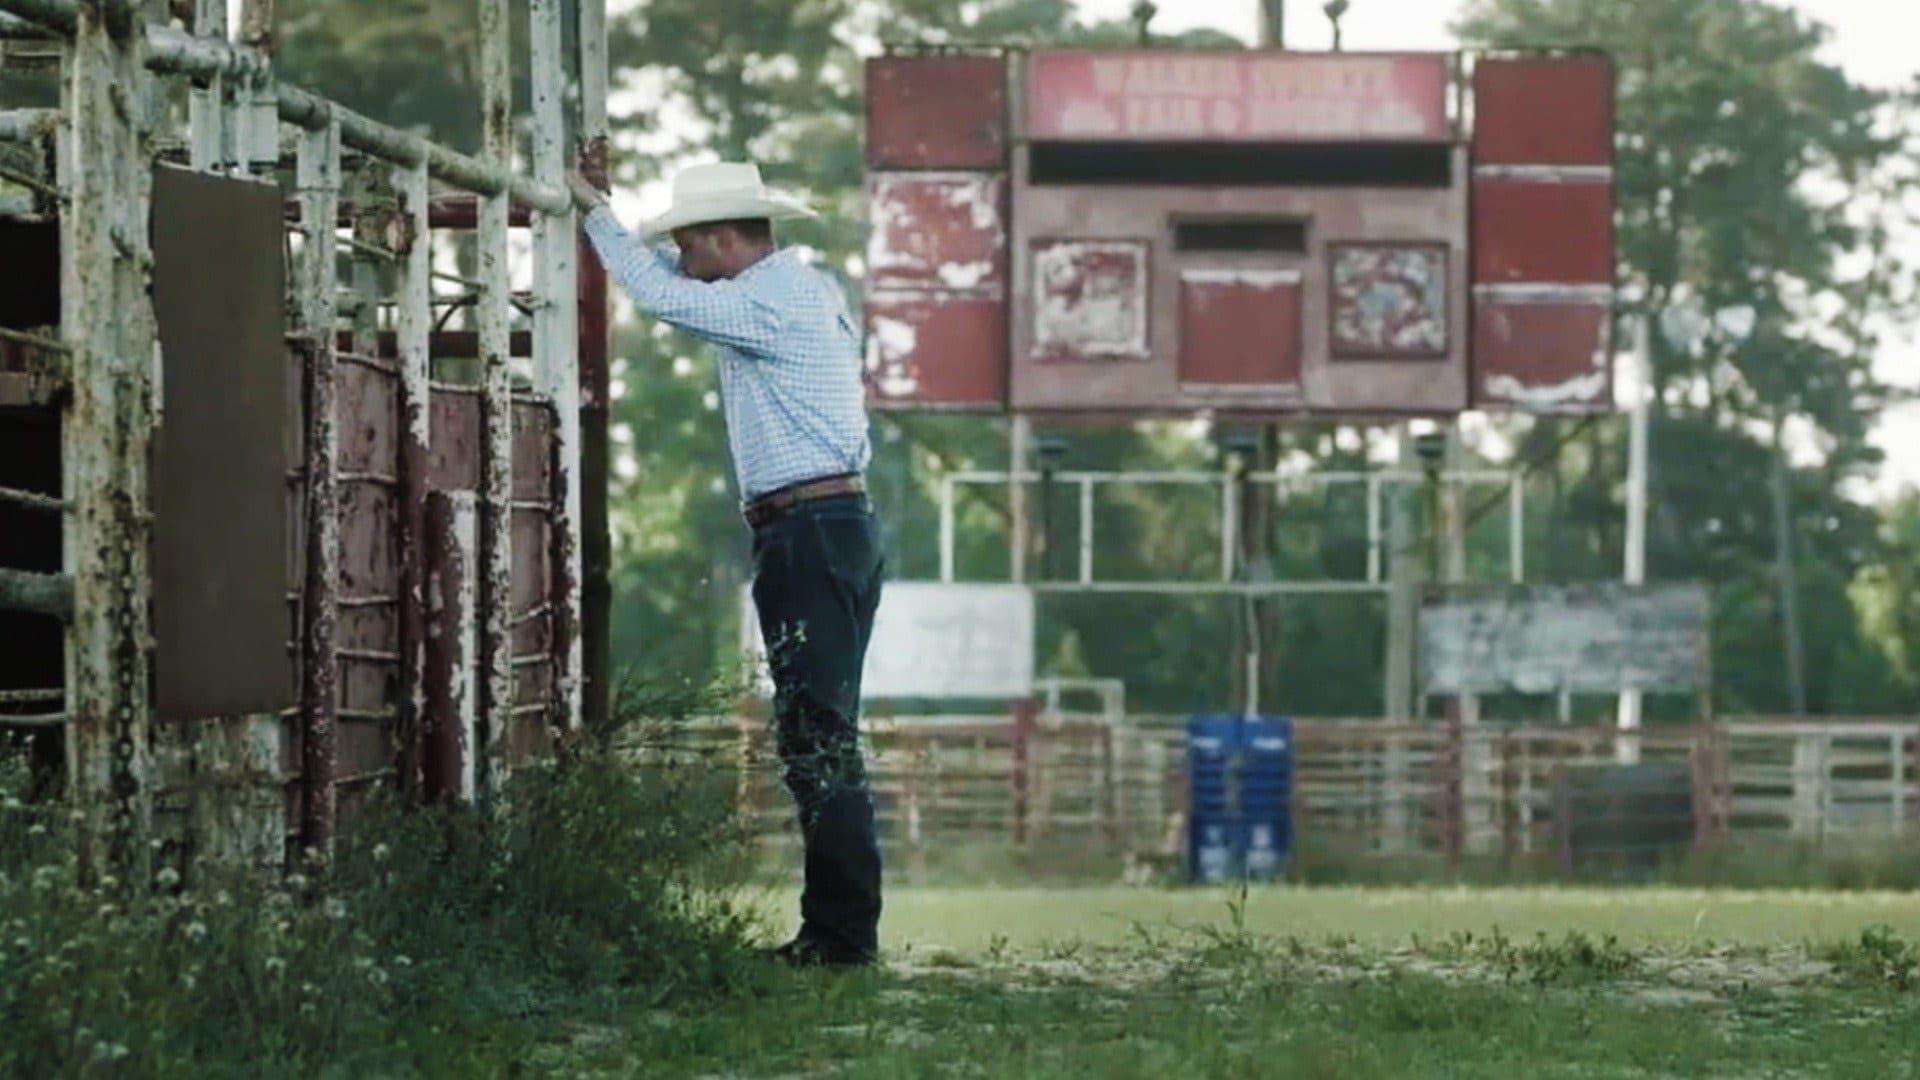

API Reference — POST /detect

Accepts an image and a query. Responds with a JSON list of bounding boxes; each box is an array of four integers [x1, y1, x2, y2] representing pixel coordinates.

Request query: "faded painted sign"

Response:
[[1028, 51, 1450, 143], [1329, 243, 1449, 358], [1031, 239, 1149, 361], [743, 583, 1035, 700], [1419, 584, 1710, 695]]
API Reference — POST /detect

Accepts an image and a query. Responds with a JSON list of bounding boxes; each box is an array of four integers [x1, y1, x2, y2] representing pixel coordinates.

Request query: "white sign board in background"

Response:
[[1419, 583, 1711, 696], [741, 582, 1036, 700]]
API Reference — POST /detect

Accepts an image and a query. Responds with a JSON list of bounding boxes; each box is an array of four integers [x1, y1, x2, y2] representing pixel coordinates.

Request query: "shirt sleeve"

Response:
[[580, 205, 784, 357]]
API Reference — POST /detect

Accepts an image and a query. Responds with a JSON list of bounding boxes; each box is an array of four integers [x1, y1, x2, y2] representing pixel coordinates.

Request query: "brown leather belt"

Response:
[[742, 473, 866, 528]]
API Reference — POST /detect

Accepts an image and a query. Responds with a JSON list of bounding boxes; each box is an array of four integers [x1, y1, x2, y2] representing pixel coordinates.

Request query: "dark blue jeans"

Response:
[[750, 494, 885, 958]]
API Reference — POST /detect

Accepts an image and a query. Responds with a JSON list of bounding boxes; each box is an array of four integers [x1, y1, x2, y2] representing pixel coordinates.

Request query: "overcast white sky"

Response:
[[1080, 0, 1919, 495]]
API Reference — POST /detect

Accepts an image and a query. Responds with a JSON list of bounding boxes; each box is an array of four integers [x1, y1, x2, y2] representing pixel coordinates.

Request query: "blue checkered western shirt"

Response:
[[583, 206, 872, 501]]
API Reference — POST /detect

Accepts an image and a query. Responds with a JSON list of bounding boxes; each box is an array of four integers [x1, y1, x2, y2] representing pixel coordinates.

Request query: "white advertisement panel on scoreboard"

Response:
[[740, 582, 1035, 700]]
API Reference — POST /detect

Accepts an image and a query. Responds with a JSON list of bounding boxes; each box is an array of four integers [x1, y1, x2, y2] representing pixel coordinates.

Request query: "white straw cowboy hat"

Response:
[[639, 162, 816, 238]]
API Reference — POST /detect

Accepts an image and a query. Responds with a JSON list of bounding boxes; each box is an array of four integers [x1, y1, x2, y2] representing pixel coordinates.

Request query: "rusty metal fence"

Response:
[[0, 0, 603, 877], [662, 712, 1919, 876]]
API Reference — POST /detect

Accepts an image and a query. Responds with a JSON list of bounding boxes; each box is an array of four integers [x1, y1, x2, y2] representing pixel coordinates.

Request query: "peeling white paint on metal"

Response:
[[1180, 269, 1303, 287], [1033, 240, 1148, 358], [447, 492, 479, 802], [866, 172, 1002, 290], [864, 313, 919, 397], [936, 260, 994, 289], [1484, 369, 1609, 408]]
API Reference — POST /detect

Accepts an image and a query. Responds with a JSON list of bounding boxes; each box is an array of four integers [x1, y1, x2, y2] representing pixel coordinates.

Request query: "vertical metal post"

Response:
[[1771, 410, 1807, 717], [1220, 464, 1238, 583], [1078, 477, 1093, 585], [64, 0, 159, 882], [188, 0, 224, 170], [1891, 731, 1905, 835], [938, 475, 955, 583], [1365, 472, 1381, 584], [295, 116, 341, 857], [1009, 416, 1030, 583], [1383, 429, 1421, 720], [238, 0, 276, 167], [393, 158, 431, 791], [577, 0, 611, 732], [1618, 315, 1650, 760], [1508, 477, 1524, 584], [531, 0, 581, 730], [477, 0, 513, 788]]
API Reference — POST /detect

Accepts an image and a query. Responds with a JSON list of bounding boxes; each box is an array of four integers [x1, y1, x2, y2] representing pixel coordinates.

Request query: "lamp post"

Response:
[[1323, 0, 1349, 52]]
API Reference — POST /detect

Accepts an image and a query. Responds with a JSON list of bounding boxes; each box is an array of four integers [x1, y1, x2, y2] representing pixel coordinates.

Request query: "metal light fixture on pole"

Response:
[[1323, 0, 1349, 52]]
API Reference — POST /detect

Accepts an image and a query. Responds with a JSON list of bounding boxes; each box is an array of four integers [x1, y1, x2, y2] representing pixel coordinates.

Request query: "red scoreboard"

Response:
[[862, 49, 1616, 416]]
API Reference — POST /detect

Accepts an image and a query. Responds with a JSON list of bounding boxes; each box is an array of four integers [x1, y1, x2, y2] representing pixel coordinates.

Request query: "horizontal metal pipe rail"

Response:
[[0, 107, 58, 141], [0, 567, 73, 619], [0, 2, 570, 213]]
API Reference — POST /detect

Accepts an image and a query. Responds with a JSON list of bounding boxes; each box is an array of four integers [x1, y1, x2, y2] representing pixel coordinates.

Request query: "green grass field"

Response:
[[555, 885, 1920, 1077], [868, 885, 1920, 950]]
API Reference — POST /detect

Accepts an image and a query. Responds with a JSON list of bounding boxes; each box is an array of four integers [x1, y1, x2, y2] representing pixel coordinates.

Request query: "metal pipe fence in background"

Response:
[[641, 713, 1920, 877]]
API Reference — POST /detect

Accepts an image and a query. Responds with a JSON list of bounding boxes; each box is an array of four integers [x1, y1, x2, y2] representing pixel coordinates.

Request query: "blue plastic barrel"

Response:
[[1186, 715, 1294, 883], [1186, 716, 1239, 883]]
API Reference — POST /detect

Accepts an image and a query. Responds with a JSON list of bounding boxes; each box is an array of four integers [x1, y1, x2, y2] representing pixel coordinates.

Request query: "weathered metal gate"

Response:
[[0, 0, 606, 878]]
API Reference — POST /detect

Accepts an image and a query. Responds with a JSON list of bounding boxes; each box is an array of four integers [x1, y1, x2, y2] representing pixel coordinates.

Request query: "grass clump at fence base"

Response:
[[0, 674, 761, 1075]]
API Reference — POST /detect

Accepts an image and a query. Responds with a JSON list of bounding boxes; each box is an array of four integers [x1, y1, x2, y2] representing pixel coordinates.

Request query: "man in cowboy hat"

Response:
[[568, 162, 884, 968]]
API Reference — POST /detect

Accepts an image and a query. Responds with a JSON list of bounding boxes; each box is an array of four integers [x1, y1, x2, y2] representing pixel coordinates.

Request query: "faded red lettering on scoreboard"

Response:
[[1028, 51, 1450, 143]]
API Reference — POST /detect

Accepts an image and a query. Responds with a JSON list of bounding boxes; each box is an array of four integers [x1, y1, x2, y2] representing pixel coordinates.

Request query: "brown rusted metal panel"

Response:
[[1027, 51, 1450, 143], [1030, 238, 1150, 363], [150, 165, 291, 719], [422, 491, 478, 803], [1471, 180, 1612, 285], [1473, 55, 1613, 166], [865, 292, 1007, 409], [428, 388, 483, 491], [508, 400, 554, 761], [334, 360, 400, 740], [868, 173, 1005, 291], [1472, 299, 1612, 411], [865, 55, 1006, 170], [1177, 270, 1303, 389], [1328, 242, 1450, 359]]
